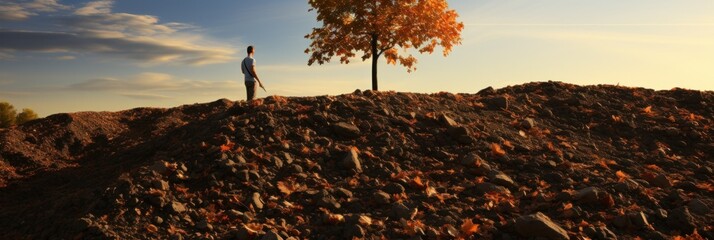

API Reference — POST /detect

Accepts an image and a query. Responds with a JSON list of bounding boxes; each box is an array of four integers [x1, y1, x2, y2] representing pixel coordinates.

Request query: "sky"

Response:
[[1, 0, 713, 116]]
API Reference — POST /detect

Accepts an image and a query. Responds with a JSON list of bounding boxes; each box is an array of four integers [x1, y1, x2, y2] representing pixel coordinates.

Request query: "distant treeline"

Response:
[[0, 102, 37, 128]]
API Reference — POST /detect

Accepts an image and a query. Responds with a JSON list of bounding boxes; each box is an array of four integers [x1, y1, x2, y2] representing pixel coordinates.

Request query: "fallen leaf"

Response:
[[460, 218, 480, 236], [491, 143, 506, 156], [616, 170, 630, 182]]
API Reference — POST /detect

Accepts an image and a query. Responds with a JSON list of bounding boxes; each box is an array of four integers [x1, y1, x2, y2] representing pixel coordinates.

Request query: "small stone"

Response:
[[154, 216, 164, 225], [489, 171, 517, 188], [169, 201, 187, 213], [316, 194, 341, 210], [271, 156, 284, 169], [584, 226, 617, 240], [485, 96, 509, 110], [520, 118, 536, 129], [475, 182, 511, 195], [286, 164, 303, 174], [667, 206, 696, 234], [333, 122, 360, 138], [153, 180, 170, 191], [333, 187, 353, 198], [262, 231, 283, 240], [651, 174, 672, 188], [374, 190, 391, 205], [439, 114, 459, 128], [251, 192, 264, 210], [687, 199, 710, 215], [628, 211, 650, 229], [196, 220, 213, 231], [612, 215, 630, 229], [391, 202, 415, 219], [149, 196, 168, 208], [655, 209, 668, 219], [383, 182, 406, 194], [460, 152, 484, 167], [514, 212, 569, 240], [344, 224, 365, 238], [342, 148, 362, 173]]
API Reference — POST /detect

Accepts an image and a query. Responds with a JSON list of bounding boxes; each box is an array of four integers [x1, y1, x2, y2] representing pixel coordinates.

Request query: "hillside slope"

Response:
[[0, 81, 712, 239]]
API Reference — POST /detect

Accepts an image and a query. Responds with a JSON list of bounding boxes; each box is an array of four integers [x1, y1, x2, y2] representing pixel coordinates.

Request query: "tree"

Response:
[[16, 108, 38, 125], [0, 102, 16, 128], [305, 0, 464, 91]]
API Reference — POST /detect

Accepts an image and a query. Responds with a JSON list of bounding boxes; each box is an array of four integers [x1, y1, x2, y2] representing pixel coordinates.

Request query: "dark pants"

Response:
[[245, 81, 257, 101]]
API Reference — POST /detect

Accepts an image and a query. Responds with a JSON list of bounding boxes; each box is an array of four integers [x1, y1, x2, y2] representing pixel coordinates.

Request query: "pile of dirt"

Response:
[[0, 81, 712, 239]]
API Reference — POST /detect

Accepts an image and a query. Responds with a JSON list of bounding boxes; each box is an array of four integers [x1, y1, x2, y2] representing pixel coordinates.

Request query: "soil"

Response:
[[0, 81, 712, 239]]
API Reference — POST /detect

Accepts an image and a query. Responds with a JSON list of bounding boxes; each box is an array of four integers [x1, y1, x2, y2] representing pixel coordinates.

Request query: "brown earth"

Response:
[[0, 81, 712, 239]]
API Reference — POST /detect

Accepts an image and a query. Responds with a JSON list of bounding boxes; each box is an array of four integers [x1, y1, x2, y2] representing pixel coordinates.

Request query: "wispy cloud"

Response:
[[0, 0, 236, 65], [0, 0, 68, 21], [119, 93, 171, 100], [70, 72, 241, 92]]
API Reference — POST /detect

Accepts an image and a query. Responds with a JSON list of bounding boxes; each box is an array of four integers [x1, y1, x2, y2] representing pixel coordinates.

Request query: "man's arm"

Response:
[[251, 65, 263, 86]]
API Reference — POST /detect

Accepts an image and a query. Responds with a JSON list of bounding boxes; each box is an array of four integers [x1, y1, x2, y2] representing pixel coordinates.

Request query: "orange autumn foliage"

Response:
[[460, 218, 480, 237], [491, 143, 506, 156], [305, 0, 464, 90]]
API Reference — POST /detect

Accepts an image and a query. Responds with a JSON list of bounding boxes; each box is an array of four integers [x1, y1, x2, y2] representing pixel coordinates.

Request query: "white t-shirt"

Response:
[[242, 57, 256, 82]]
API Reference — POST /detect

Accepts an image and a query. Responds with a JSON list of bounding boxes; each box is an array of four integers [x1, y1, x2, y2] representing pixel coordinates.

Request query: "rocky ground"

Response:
[[0, 81, 712, 240]]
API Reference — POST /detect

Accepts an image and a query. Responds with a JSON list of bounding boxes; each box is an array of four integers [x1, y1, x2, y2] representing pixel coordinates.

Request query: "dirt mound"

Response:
[[0, 82, 712, 239]]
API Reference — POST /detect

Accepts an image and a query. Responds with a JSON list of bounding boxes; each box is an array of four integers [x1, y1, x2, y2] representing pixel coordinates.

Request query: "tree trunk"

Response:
[[371, 33, 379, 91]]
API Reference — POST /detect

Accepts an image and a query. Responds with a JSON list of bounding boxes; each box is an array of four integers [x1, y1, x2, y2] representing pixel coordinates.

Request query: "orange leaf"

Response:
[[616, 171, 630, 182], [277, 181, 293, 196], [220, 141, 234, 152], [460, 218, 480, 236], [411, 176, 426, 189], [491, 143, 506, 157], [563, 202, 573, 211]]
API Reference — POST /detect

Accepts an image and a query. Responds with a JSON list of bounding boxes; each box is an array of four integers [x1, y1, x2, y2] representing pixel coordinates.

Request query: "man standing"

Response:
[[241, 45, 264, 101]]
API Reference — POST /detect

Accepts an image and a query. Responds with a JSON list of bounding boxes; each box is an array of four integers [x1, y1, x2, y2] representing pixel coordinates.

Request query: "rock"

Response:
[[262, 231, 283, 240], [251, 192, 264, 210], [168, 201, 187, 213], [154, 216, 164, 225], [374, 191, 391, 205], [520, 118, 536, 129], [489, 171, 517, 188], [655, 208, 668, 219], [667, 206, 696, 234], [460, 152, 485, 167], [344, 224, 365, 238], [286, 164, 303, 174], [392, 202, 415, 220], [383, 182, 406, 194], [514, 212, 569, 240], [485, 96, 509, 110], [333, 187, 353, 198], [342, 148, 362, 173], [651, 174, 672, 188], [149, 196, 168, 208], [575, 187, 612, 207], [271, 156, 284, 169], [153, 179, 169, 191], [439, 114, 459, 128], [584, 226, 617, 240], [628, 211, 650, 229], [612, 215, 630, 229], [475, 183, 511, 195], [316, 192, 341, 210], [687, 199, 710, 215], [237, 170, 250, 182], [333, 122, 360, 138], [196, 220, 213, 231]]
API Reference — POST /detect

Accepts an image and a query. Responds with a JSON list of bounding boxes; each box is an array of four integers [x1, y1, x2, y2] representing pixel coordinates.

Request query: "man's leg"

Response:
[[245, 81, 256, 101]]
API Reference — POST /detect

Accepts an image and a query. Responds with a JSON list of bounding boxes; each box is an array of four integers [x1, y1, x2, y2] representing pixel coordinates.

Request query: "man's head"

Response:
[[247, 45, 254, 55]]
